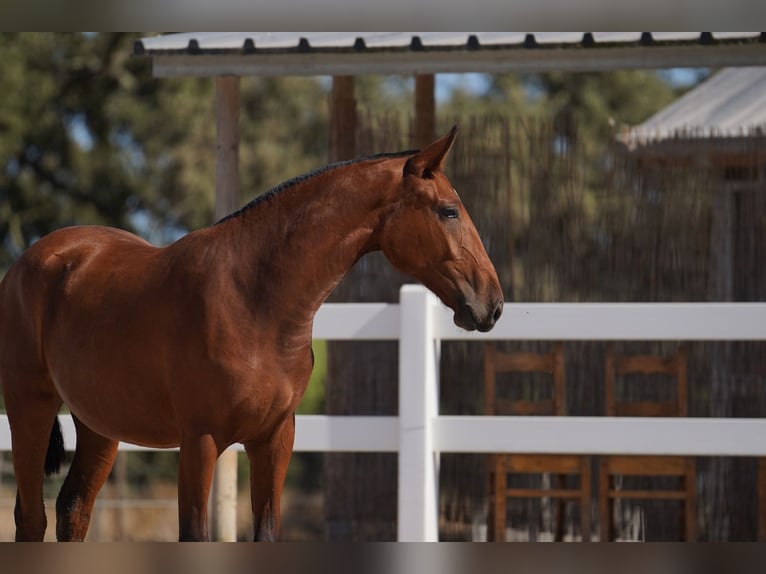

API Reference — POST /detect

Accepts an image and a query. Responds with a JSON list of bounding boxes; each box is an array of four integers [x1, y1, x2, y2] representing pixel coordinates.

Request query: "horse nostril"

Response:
[[492, 299, 504, 323]]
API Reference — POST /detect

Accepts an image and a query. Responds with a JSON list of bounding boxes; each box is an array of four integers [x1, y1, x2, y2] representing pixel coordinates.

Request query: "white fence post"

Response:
[[398, 284, 440, 541]]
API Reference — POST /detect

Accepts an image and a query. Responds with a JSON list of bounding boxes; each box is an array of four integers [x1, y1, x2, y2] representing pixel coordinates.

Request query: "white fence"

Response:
[[3, 284, 766, 541]]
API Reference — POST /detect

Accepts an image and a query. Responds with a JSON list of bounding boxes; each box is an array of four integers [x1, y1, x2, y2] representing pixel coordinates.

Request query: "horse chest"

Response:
[[168, 344, 311, 421]]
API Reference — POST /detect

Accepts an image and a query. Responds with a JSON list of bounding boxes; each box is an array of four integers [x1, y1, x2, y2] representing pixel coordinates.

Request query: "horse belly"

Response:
[[44, 297, 181, 447], [48, 355, 181, 447]]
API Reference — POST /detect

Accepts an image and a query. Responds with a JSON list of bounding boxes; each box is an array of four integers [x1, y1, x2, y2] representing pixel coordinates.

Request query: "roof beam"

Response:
[[150, 44, 766, 77]]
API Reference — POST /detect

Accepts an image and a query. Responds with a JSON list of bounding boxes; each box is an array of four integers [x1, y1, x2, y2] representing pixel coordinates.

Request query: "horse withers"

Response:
[[0, 126, 503, 541]]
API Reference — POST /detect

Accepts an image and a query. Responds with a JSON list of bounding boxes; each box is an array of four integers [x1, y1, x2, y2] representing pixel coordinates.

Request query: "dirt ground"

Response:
[[0, 483, 324, 542]]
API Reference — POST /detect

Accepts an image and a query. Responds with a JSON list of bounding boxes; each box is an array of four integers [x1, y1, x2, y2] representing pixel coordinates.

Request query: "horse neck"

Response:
[[212, 161, 398, 346]]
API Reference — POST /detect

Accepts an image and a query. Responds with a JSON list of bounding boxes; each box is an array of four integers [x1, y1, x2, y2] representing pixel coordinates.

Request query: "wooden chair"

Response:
[[598, 344, 696, 541], [759, 458, 766, 541], [484, 342, 591, 541]]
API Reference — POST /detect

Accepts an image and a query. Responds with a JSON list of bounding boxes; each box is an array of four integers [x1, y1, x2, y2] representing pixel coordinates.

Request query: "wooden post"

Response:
[[214, 76, 241, 220], [759, 458, 766, 540], [329, 76, 356, 162], [414, 75, 435, 148], [211, 75, 240, 542]]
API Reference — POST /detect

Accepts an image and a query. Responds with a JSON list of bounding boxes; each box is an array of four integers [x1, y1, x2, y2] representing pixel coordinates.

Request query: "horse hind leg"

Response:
[[55, 416, 119, 541], [5, 390, 63, 541]]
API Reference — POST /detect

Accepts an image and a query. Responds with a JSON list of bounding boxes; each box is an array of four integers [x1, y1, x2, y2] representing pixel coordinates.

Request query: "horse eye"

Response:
[[437, 205, 460, 220]]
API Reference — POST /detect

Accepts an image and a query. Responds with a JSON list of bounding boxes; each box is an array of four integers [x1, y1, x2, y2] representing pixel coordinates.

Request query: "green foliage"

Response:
[[298, 340, 327, 415], [442, 73, 528, 117], [1, 33, 141, 265], [239, 76, 329, 206], [0, 33, 206, 262], [0, 33, 331, 271], [441, 70, 680, 135], [532, 70, 679, 140]]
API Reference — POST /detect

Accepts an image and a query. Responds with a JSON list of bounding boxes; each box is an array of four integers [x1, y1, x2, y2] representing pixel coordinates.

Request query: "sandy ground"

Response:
[[0, 483, 324, 542]]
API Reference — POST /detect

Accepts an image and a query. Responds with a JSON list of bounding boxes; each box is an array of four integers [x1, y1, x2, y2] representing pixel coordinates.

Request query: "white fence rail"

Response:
[[3, 285, 766, 541]]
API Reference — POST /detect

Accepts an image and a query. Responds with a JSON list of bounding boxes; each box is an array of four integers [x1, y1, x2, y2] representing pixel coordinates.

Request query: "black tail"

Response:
[[44, 416, 65, 476]]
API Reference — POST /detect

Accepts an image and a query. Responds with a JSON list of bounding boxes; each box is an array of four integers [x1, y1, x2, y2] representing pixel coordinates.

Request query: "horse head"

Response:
[[379, 126, 504, 332]]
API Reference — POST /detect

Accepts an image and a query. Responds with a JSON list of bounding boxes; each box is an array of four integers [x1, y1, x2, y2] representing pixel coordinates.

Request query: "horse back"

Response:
[[2, 225, 157, 297], [0, 226, 160, 365]]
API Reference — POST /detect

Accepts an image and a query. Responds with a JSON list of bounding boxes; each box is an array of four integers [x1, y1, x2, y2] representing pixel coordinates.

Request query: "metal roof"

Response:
[[625, 67, 766, 144], [134, 32, 766, 77], [135, 32, 762, 53]]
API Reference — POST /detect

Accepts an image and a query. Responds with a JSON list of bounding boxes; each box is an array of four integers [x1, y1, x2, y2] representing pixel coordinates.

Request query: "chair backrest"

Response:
[[605, 344, 688, 417], [483, 343, 565, 416]]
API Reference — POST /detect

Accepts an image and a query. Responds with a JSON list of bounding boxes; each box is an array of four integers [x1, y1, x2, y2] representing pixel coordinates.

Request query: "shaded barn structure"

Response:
[[621, 66, 766, 304], [619, 67, 766, 540]]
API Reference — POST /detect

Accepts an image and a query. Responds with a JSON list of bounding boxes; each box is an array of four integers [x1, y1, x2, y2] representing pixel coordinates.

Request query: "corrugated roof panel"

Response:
[[712, 32, 762, 40], [592, 32, 644, 43], [191, 33, 250, 50], [472, 32, 527, 46], [246, 33, 308, 50], [650, 32, 705, 42], [301, 33, 365, 49], [532, 32, 589, 44], [417, 32, 475, 47], [360, 32, 419, 48]]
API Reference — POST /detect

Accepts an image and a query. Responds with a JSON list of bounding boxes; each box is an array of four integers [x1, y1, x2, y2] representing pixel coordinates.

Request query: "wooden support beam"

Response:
[[152, 44, 766, 78], [414, 74, 435, 148], [214, 76, 241, 220], [329, 76, 356, 162], [212, 75, 241, 542]]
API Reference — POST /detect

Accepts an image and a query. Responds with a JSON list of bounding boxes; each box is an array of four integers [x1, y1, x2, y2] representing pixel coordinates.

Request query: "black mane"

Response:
[[215, 149, 418, 225]]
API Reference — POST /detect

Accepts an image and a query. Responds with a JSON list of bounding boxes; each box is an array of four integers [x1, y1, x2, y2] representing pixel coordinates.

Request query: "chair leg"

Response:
[[679, 473, 686, 540], [598, 458, 611, 541], [493, 455, 506, 541], [554, 474, 566, 541], [580, 458, 591, 541], [759, 458, 766, 541], [685, 459, 696, 541], [486, 469, 495, 541]]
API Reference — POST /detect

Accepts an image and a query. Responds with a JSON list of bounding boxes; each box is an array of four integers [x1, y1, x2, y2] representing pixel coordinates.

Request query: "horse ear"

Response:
[[403, 125, 458, 178]]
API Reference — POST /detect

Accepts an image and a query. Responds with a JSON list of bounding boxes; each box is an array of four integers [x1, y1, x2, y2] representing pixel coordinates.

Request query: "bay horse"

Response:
[[0, 126, 503, 541]]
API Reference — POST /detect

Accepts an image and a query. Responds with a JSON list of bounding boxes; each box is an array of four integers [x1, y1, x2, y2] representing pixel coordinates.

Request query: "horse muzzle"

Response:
[[453, 294, 504, 333]]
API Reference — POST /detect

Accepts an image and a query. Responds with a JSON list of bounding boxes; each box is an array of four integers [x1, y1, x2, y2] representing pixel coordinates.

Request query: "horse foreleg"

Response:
[[55, 416, 118, 541], [177, 433, 218, 541], [244, 414, 295, 542]]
